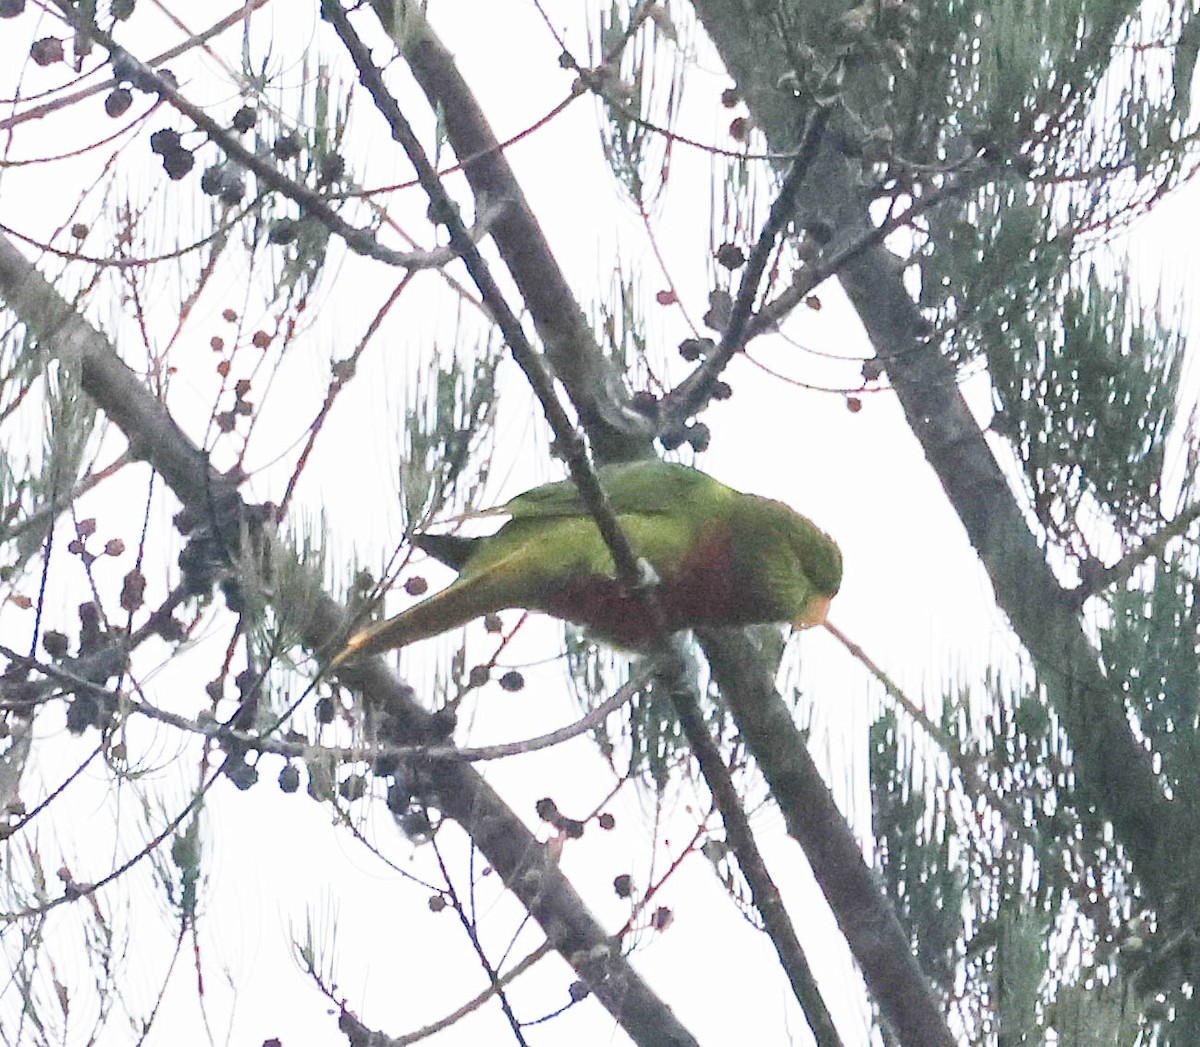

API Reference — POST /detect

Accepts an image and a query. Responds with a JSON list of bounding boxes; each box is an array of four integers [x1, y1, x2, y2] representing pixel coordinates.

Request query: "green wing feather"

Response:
[[502, 461, 734, 519]]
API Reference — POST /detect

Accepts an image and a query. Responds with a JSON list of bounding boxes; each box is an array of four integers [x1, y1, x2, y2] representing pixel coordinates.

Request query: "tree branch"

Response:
[[1075, 500, 1200, 601], [0, 0, 272, 134], [663, 649, 846, 1047], [697, 630, 957, 1047], [688, 0, 1178, 910], [0, 230, 698, 1047], [368, 0, 653, 464]]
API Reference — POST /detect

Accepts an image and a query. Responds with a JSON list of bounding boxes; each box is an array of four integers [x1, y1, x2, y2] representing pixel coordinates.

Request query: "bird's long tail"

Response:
[[329, 575, 503, 668]]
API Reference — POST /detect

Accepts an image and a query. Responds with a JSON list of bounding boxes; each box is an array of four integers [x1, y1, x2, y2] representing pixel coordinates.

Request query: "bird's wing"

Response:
[[410, 463, 735, 567]]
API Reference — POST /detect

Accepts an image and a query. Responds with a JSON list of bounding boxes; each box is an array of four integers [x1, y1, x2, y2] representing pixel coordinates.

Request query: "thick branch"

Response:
[[0, 231, 697, 1047], [696, 633, 955, 1042], [688, 0, 1177, 906], [698, 630, 957, 1047], [837, 239, 1175, 887], [664, 651, 845, 1047], [368, 0, 653, 464]]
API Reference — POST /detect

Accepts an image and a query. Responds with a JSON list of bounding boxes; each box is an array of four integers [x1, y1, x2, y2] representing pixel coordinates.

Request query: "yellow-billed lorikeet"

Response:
[[331, 460, 841, 664]]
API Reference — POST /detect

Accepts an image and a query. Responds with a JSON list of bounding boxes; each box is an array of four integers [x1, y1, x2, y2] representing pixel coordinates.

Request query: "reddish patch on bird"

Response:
[[539, 530, 772, 646]]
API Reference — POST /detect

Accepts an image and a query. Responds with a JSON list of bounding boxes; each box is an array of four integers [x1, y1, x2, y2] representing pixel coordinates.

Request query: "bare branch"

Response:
[[746, 176, 973, 339], [338, 942, 555, 1047], [369, 0, 653, 463], [0, 227, 699, 1047], [698, 629, 957, 1047], [1075, 501, 1200, 601]]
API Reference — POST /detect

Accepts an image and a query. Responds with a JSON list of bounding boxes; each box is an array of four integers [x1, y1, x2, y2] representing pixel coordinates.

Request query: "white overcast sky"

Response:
[[1, 2, 1197, 1046]]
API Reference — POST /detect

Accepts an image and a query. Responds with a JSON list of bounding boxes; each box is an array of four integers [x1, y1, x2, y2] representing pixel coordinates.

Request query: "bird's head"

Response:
[[779, 504, 842, 629]]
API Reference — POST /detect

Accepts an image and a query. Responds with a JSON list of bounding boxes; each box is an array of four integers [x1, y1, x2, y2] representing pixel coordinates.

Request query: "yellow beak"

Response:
[[794, 595, 833, 629]]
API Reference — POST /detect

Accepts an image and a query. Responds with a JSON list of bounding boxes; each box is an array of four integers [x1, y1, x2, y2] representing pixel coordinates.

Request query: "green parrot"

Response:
[[331, 460, 841, 665]]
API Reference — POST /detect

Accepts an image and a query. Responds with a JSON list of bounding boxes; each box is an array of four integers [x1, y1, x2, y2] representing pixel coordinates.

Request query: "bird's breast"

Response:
[[537, 530, 777, 645]]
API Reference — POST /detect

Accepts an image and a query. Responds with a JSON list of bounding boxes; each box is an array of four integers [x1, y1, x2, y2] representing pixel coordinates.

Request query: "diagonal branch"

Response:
[[746, 173, 974, 339], [662, 166, 982, 431], [664, 650, 846, 1047], [0, 0, 272, 134], [697, 630, 957, 1047], [837, 235, 1175, 894], [0, 230, 699, 1047], [687, 0, 1178, 909], [369, 0, 653, 464]]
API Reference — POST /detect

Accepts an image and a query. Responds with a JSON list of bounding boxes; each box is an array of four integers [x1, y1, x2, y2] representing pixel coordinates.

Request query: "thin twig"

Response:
[[747, 176, 974, 339], [1075, 501, 1200, 601], [4, 645, 648, 765], [429, 836, 530, 1046], [0, 0, 274, 133], [47, 3, 493, 271], [823, 620, 959, 755], [396, 943, 554, 1045], [658, 106, 829, 428], [823, 616, 1137, 949], [0, 771, 217, 922]]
